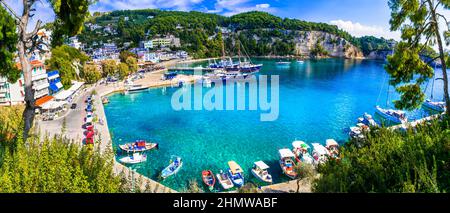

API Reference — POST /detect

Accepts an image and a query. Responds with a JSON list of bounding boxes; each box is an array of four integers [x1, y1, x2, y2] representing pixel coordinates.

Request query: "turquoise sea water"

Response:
[[104, 58, 444, 191]]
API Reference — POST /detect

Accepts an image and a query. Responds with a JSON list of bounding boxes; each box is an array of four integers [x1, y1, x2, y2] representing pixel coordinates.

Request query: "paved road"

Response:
[[37, 86, 94, 145]]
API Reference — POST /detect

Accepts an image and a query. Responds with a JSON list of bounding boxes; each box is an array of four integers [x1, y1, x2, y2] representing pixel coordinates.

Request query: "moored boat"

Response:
[[119, 153, 147, 164], [375, 105, 408, 124], [126, 84, 147, 93], [161, 156, 182, 179], [422, 99, 446, 112], [278, 148, 297, 179], [119, 140, 158, 152], [311, 143, 330, 165], [216, 170, 234, 190], [292, 140, 314, 164], [228, 161, 244, 187], [201, 170, 216, 191], [325, 139, 340, 159], [251, 161, 272, 184]]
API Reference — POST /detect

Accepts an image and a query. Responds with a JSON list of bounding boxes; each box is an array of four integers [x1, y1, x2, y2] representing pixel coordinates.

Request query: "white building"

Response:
[[69, 37, 82, 50], [144, 52, 160, 63], [140, 40, 153, 49], [29, 60, 50, 99], [0, 74, 25, 106]]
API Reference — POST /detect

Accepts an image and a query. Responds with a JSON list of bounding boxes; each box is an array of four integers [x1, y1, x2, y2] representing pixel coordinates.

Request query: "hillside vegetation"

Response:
[[79, 10, 395, 58]]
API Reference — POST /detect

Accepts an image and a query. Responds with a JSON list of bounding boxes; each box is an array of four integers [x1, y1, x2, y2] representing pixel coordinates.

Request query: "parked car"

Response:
[[70, 103, 77, 109]]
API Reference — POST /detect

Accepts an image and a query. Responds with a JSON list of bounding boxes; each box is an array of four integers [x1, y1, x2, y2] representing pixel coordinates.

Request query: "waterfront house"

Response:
[[16, 60, 50, 100], [0, 74, 25, 106]]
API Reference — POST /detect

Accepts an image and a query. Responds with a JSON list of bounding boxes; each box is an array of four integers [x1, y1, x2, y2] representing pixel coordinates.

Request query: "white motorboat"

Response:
[[292, 140, 314, 164], [311, 143, 330, 165], [422, 99, 446, 112], [119, 153, 147, 164], [119, 140, 159, 152], [251, 161, 272, 184], [126, 84, 147, 93], [161, 156, 182, 179], [279, 149, 297, 179], [325, 139, 340, 159], [216, 170, 234, 190], [228, 161, 244, 187], [375, 105, 407, 124]]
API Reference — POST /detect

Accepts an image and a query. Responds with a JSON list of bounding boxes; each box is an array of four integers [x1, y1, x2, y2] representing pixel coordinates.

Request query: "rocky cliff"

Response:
[[292, 31, 364, 58]]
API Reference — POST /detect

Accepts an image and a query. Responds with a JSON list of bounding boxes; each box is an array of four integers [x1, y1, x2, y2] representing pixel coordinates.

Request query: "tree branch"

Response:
[[437, 13, 450, 31], [425, 55, 441, 64], [26, 19, 42, 40], [0, 0, 22, 22]]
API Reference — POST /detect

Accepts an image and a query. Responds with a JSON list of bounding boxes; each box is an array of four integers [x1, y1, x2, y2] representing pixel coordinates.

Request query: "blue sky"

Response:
[[5, 0, 449, 40]]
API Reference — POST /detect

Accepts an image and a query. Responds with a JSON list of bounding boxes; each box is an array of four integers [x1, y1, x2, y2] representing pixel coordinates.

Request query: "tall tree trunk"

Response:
[[19, 42, 35, 141], [429, 0, 450, 116], [18, 1, 34, 141]]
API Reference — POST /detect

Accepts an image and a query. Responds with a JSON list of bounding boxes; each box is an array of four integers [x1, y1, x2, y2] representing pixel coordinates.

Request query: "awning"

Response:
[[311, 143, 329, 155], [254, 161, 269, 170], [49, 83, 59, 92], [35, 95, 54, 107], [53, 81, 84, 101], [41, 100, 66, 110], [279, 149, 295, 158]]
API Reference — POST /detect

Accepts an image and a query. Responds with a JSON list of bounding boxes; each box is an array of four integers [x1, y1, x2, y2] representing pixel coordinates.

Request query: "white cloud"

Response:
[[330, 19, 400, 40], [90, 0, 203, 12], [205, 0, 274, 16], [256, 4, 270, 9]]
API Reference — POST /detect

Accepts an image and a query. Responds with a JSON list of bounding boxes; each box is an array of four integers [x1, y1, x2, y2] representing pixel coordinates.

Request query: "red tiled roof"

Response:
[[16, 60, 45, 70]]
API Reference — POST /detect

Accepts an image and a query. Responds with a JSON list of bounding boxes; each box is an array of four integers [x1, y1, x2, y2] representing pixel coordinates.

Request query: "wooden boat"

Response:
[[119, 140, 158, 152], [422, 99, 446, 112], [228, 161, 245, 187], [278, 149, 297, 179], [216, 170, 234, 190], [251, 161, 272, 183], [201, 170, 216, 191], [292, 140, 314, 164], [375, 105, 407, 124], [119, 153, 147, 164], [311, 143, 330, 165], [161, 156, 182, 179], [325, 139, 340, 159]]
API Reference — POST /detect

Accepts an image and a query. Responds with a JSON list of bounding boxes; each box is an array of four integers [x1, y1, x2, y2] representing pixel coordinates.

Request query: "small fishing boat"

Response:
[[311, 143, 330, 165], [201, 170, 216, 191], [119, 140, 158, 152], [422, 99, 446, 112], [216, 170, 234, 190], [251, 161, 272, 184], [296, 60, 304, 64], [325, 139, 340, 159], [375, 105, 408, 124], [292, 140, 314, 164], [228, 161, 244, 187], [161, 156, 183, 179], [279, 149, 297, 179], [119, 152, 147, 164]]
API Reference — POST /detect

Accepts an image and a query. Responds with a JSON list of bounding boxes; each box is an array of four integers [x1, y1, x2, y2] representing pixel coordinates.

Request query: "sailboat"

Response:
[[422, 67, 446, 112], [374, 75, 408, 125]]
